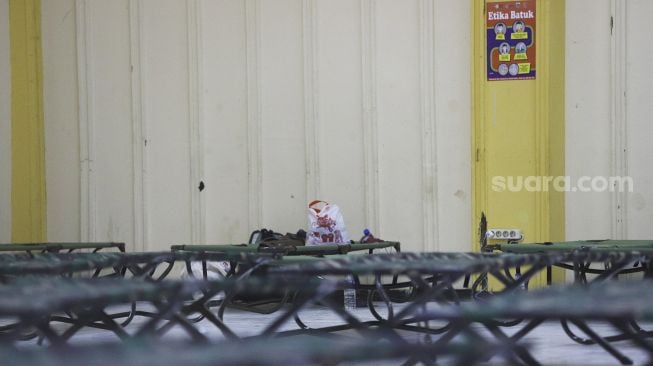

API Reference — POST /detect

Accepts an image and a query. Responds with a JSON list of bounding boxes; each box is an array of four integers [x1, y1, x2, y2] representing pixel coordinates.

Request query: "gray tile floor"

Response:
[[13, 301, 652, 365]]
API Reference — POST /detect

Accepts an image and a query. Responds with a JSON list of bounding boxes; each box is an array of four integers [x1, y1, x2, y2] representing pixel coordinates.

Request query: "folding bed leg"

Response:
[[35, 322, 66, 347], [610, 320, 653, 359], [135, 299, 185, 338], [462, 274, 470, 288], [374, 273, 394, 322], [193, 306, 238, 340], [166, 313, 209, 342], [456, 326, 537, 366], [569, 319, 633, 365], [262, 290, 327, 336], [393, 277, 458, 323], [483, 322, 541, 366]]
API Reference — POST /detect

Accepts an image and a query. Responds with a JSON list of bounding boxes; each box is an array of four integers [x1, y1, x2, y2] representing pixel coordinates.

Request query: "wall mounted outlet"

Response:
[[487, 229, 523, 241]]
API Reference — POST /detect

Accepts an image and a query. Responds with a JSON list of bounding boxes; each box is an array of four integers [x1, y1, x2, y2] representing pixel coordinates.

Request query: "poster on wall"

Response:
[[487, 0, 536, 81]]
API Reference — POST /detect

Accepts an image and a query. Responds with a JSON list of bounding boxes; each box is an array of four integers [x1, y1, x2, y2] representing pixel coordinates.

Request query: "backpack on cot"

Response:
[[249, 228, 307, 251]]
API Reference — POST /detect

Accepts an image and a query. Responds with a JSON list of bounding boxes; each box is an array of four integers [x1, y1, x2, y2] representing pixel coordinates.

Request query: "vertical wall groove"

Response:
[[303, 0, 320, 201], [361, 0, 380, 234], [76, 0, 96, 242], [129, 0, 146, 251], [187, 0, 204, 244], [610, 0, 628, 239], [246, 0, 262, 230], [418, 0, 438, 251], [197, 0, 206, 244]]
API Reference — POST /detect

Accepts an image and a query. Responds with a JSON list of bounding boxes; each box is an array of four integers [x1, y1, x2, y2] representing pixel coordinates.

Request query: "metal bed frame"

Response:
[[0, 243, 125, 256], [172, 241, 401, 256], [0, 251, 273, 280], [407, 280, 653, 365], [171, 241, 401, 314], [0, 276, 337, 345], [0, 333, 525, 366], [1, 245, 652, 365], [487, 240, 653, 285], [0, 251, 277, 341]]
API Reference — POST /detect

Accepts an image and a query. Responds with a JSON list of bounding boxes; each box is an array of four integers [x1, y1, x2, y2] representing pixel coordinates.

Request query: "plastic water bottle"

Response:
[[344, 275, 357, 310]]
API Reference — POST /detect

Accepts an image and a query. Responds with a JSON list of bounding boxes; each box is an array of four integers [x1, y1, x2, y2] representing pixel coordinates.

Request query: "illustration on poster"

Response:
[[494, 22, 506, 35], [499, 43, 511, 55], [516, 42, 527, 54]]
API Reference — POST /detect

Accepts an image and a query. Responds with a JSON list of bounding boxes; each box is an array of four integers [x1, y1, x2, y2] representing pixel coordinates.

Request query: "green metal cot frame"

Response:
[[488, 240, 653, 286], [0, 276, 341, 345], [0, 334, 524, 366], [267, 252, 566, 335], [0, 273, 529, 366], [0, 251, 267, 279], [410, 280, 653, 365], [0, 251, 277, 341], [167, 245, 653, 343], [269, 250, 653, 353], [0, 251, 542, 345], [170, 241, 401, 314], [492, 240, 653, 255], [171, 241, 401, 256], [0, 242, 125, 256], [1, 250, 652, 365], [270, 250, 653, 364]]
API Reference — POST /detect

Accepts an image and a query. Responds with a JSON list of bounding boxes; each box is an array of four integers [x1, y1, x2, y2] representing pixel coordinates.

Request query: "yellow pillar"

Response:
[[10, 0, 46, 243], [472, 0, 565, 286]]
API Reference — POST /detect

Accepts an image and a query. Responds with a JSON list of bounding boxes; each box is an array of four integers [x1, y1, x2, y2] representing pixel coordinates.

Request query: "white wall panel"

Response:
[[86, 0, 135, 246], [39, 0, 653, 251], [0, 0, 10, 242], [314, 0, 366, 240], [42, 0, 81, 242], [141, 0, 192, 250], [565, 0, 613, 240], [566, 0, 653, 241], [201, 0, 250, 243], [376, 0, 424, 251], [625, 0, 653, 239], [43, 0, 473, 251], [258, 0, 307, 233], [434, 0, 471, 252]]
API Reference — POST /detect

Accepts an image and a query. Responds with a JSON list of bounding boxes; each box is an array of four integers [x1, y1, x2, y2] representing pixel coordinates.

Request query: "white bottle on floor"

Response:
[[344, 275, 357, 310]]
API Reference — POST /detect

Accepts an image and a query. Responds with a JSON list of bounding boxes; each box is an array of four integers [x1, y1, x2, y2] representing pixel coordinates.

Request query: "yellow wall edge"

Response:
[[9, 0, 47, 243], [472, 0, 565, 285]]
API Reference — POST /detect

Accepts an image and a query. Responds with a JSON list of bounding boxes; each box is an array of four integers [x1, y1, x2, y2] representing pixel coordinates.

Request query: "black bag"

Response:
[[249, 228, 307, 252]]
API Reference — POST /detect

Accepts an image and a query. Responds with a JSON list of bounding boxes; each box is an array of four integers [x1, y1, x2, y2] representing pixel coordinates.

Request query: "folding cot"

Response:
[[488, 240, 653, 285], [0, 251, 275, 341], [0, 242, 125, 256], [171, 241, 401, 313], [406, 280, 653, 365], [172, 241, 401, 256], [0, 332, 523, 366], [0, 276, 334, 345]]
